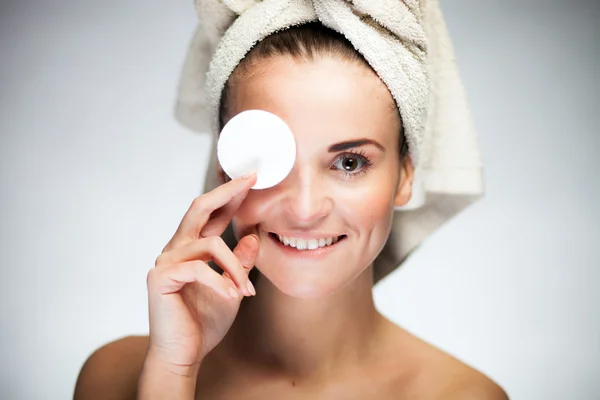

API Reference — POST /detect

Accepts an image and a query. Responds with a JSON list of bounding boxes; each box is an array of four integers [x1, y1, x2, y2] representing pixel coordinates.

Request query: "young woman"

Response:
[[75, 21, 507, 400]]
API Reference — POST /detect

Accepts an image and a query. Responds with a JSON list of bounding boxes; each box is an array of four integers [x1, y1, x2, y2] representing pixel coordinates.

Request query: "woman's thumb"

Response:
[[233, 234, 259, 275]]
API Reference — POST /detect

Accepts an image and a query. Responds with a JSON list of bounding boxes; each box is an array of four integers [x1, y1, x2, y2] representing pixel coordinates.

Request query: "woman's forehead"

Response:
[[227, 56, 400, 144]]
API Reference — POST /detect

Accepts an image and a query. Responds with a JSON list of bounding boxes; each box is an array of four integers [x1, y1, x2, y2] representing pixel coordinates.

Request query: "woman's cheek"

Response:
[[342, 180, 397, 261], [342, 177, 396, 222]]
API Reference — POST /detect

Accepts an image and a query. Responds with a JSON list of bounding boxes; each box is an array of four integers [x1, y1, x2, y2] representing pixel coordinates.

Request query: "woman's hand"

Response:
[[144, 174, 259, 375]]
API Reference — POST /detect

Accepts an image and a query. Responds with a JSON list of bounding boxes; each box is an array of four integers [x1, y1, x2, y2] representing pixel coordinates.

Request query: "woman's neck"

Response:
[[219, 266, 385, 381]]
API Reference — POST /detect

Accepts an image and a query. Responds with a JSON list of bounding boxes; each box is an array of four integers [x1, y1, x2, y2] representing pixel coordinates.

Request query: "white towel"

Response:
[[174, 0, 484, 283]]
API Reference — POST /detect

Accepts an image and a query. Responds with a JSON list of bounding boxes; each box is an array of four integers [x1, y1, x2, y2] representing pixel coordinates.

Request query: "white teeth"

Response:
[[274, 234, 342, 250], [307, 239, 319, 250]]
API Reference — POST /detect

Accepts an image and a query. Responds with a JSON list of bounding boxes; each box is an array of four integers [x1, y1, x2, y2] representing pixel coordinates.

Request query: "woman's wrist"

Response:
[[137, 352, 201, 399]]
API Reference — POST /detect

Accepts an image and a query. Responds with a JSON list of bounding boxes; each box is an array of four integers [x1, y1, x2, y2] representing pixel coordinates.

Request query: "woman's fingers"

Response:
[[165, 174, 257, 251], [156, 236, 254, 296], [198, 191, 248, 238], [223, 234, 260, 294], [233, 234, 260, 274], [147, 260, 239, 299]]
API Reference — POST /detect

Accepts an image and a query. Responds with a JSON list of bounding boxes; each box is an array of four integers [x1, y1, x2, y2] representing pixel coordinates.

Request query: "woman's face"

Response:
[[222, 55, 413, 298]]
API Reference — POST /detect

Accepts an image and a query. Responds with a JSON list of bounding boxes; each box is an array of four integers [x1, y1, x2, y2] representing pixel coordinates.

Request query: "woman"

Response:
[[75, 6, 508, 400]]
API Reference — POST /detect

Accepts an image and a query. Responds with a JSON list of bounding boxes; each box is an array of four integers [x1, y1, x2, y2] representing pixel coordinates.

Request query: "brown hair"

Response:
[[218, 22, 408, 159]]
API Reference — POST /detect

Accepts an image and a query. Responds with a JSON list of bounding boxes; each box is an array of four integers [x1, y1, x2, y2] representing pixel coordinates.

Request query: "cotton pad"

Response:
[[217, 110, 296, 190]]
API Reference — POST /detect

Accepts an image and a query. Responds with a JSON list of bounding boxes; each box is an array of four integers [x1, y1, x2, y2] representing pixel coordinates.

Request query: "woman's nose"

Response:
[[279, 167, 333, 225]]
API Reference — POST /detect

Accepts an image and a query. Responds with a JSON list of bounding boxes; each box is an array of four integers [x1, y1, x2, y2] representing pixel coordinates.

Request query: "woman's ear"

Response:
[[393, 156, 415, 207]]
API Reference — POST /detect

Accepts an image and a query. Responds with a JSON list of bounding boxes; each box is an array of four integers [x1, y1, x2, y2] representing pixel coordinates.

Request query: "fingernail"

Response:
[[228, 287, 240, 299], [246, 280, 256, 296], [241, 172, 256, 180]]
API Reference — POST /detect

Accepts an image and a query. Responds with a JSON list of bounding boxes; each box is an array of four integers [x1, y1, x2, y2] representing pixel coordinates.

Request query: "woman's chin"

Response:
[[252, 241, 373, 299], [256, 267, 340, 299]]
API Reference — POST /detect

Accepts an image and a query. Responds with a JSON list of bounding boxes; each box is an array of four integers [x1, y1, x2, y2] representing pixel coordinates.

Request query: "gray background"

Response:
[[1, 0, 599, 399]]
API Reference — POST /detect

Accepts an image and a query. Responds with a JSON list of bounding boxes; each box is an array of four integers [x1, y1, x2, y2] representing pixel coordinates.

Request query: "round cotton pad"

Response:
[[217, 110, 297, 190]]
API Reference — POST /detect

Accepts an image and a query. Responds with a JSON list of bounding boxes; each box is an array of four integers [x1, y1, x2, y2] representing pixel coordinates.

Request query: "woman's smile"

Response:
[[266, 231, 348, 259]]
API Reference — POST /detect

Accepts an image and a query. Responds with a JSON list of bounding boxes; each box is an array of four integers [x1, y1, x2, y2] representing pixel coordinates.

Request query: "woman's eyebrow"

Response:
[[328, 138, 385, 153]]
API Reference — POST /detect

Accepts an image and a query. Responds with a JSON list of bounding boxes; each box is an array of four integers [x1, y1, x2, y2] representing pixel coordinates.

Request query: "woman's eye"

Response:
[[332, 151, 373, 179], [339, 156, 361, 171]]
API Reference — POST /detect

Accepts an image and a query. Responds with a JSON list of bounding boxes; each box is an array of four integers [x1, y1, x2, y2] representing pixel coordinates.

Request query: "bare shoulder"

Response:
[[74, 335, 149, 400], [380, 321, 508, 399], [430, 357, 509, 400]]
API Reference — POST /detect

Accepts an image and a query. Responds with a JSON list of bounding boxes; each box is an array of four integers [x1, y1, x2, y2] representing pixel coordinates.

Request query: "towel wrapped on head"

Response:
[[175, 0, 484, 283]]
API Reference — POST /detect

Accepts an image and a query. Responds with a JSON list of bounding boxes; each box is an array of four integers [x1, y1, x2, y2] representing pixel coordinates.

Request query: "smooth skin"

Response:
[[74, 55, 508, 399]]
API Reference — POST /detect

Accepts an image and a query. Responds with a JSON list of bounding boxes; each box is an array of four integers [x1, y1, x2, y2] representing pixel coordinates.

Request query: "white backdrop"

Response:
[[1, 1, 599, 399]]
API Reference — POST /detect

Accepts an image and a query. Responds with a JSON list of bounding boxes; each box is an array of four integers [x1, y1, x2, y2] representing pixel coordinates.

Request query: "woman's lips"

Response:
[[267, 232, 347, 259]]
